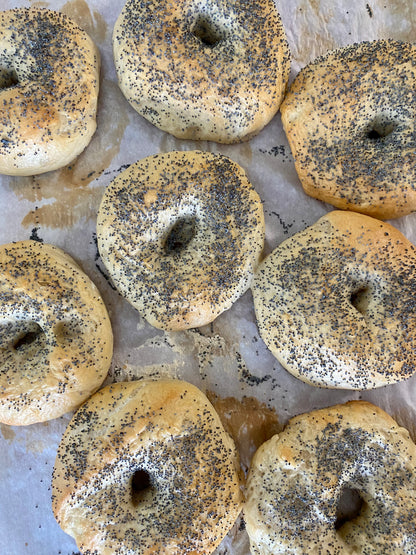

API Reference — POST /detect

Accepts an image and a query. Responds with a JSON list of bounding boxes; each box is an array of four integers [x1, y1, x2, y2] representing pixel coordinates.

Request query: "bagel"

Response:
[[252, 210, 416, 390], [97, 150, 265, 331], [52, 379, 243, 554], [112, 0, 290, 143], [0, 7, 100, 176], [244, 401, 416, 554], [0, 240, 113, 425], [280, 39, 416, 220]]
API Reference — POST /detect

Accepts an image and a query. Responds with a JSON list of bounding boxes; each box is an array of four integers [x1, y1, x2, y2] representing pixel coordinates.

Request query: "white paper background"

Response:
[[0, 0, 415, 553]]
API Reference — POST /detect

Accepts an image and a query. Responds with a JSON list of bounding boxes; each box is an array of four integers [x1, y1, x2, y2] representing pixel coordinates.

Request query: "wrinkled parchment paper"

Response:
[[0, 0, 416, 553]]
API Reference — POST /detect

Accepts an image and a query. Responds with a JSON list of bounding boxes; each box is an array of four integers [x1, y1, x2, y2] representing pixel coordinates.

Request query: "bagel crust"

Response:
[[112, 0, 290, 143], [245, 401, 416, 554], [0, 8, 100, 176], [252, 210, 416, 390], [281, 39, 416, 220], [97, 150, 265, 331], [52, 379, 243, 554], [0, 240, 113, 425]]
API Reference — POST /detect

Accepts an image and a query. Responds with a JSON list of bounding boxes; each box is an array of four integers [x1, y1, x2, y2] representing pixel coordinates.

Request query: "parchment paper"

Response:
[[0, 0, 415, 553]]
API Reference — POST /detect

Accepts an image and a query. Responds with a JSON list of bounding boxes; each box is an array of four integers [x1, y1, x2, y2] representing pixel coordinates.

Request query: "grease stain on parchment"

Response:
[[282, 0, 416, 75], [30, 0, 108, 44], [61, 0, 108, 44], [0, 423, 15, 442], [10, 79, 129, 229], [0, 422, 50, 453], [207, 392, 281, 473]]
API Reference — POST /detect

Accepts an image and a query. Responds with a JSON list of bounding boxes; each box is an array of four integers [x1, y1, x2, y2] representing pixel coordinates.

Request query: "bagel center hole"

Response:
[[350, 285, 370, 315], [13, 323, 44, 352], [131, 469, 154, 506], [0, 67, 18, 90], [365, 117, 397, 140], [164, 217, 197, 254], [191, 14, 225, 47], [335, 487, 365, 530]]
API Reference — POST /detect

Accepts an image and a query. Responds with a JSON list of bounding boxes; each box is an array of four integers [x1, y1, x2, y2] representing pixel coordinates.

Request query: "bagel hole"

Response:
[[0, 67, 18, 90], [13, 323, 44, 352], [365, 117, 397, 140], [164, 217, 197, 254], [131, 469, 154, 506], [335, 487, 365, 530], [350, 286, 370, 315], [191, 14, 224, 47]]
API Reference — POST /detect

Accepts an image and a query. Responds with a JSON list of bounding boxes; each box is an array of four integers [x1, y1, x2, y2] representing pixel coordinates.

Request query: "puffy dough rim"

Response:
[[97, 150, 265, 331], [0, 240, 113, 425], [281, 38, 416, 219], [112, 0, 290, 143], [245, 400, 416, 555], [0, 7, 100, 176], [252, 210, 416, 389], [52, 378, 243, 554]]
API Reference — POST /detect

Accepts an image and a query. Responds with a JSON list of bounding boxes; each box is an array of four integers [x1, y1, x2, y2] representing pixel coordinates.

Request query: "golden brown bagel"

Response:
[[112, 0, 290, 143], [281, 39, 416, 220], [0, 7, 100, 176], [252, 210, 416, 389], [52, 379, 243, 554], [97, 150, 265, 331], [0, 240, 113, 425], [245, 401, 416, 554]]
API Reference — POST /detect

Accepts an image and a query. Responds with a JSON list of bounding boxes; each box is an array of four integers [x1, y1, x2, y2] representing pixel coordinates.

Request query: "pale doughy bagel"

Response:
[[52, 379, 243, 554], [280, 39, 416, 220], [0, 7, 100, 176], [112, 0, 290, 143], [252, 210, 416, 389], [0, 240, 113, 425], [245, 401, 416, 555], [97, 150, 265, 331]]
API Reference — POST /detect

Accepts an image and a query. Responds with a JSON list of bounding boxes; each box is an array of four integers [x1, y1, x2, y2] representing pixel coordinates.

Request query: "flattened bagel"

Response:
[[97, 150, 265, 331], [112, 0, 290, 143], [52, 379, 243, 554], [252, 210, 416, 389], [0, 7, 100, 176], [245, 401, 416, 554], [0, 240, 113, 425], [281, 39, 416, 220]]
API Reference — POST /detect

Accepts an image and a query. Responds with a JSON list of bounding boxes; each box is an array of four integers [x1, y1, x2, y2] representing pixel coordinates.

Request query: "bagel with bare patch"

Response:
[[52, 379, 243, 554], [245, 401, 416, 554]]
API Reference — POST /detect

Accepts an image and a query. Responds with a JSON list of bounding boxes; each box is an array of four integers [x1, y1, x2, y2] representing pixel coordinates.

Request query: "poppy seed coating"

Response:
[[252, 210, 416, 390], [281, 39, 416, 220], [0, 240, 113, 425], [97, 150, 265, 331], [0, 7, 100, 175], [52, 379, 243, 554], [112, 0, 290, 143], [245, 401, 416, 554]]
